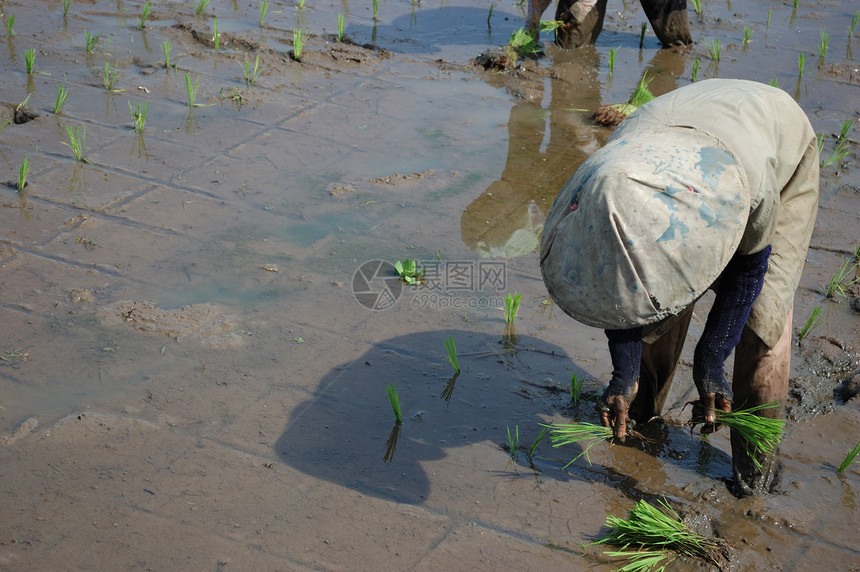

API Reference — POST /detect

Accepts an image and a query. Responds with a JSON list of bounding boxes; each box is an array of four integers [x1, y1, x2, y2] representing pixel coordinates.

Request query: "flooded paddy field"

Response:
[[0, 0, 858, 569]]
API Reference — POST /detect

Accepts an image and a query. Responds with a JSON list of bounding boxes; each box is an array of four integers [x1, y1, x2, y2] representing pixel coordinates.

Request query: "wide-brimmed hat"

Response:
[[540, 126, 750, 329]]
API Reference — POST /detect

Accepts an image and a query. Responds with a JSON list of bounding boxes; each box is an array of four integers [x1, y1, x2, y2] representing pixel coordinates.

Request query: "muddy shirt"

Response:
[[541, 79, 819, 348]]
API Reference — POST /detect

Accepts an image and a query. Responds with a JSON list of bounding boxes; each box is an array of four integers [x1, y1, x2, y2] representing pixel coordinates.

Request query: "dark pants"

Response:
[[632, 306, 792, 495]]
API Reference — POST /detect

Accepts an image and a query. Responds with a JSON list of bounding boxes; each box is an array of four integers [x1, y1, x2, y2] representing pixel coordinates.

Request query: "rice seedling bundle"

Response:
[[544, 421, 613, 467], [715, 401, 784, 469]]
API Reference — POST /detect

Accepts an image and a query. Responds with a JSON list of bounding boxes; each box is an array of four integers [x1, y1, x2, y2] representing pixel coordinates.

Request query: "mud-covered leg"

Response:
[[525, 0, 553, 39], [639, 0, 692, 46], [554, 0, 607, 49], [730, 308, 792, 496], [629, 307, 693, 424]]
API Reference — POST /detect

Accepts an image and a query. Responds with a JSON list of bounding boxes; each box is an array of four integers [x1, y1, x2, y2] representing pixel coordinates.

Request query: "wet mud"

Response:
[[1, 0, 859, 569]]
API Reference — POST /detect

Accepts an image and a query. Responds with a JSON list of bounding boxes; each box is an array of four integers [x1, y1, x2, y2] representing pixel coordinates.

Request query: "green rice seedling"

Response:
[[837, 440, 860, 474], [292, 28, 304, 60], [792, 0, 798, 8], [824, 259, 858, 297], [53, 85, 70, 114], [545, 421, 613, 467], [818, 27, 829, 59], [394, 259, 425, 284], [372, 0, 379, 21], [603, 550, 671, 572], [715, 402, 784, 470], [691, 58, 700, 82], [797, 306, 823, 342], [506, 425, 520, 461], [503, 292, 521, 324], [540, 20, 564, 33], [17, 155, 30, 192], [386, 384, 403, 423], [138, 1, 152, 30], [821, 139, 849, 168], [487, 1, 495, 27], [24, 49, 35, 74], [213, 17, 220, 50], [838, 119, 853, 141], [103, 61, 124, 92], [708, 38, 720, 61], [128, 100, 148, 133], [768, 78, 778, 87], [797, 51, 806, 77], [259, 0, 269, 26], [243, 55, 264, 85], [690, 0, 701, 15], [816, 133, 825, 155], [608, 47, 616, 75], [196, 0, 209, 15], [851, 12, 860, 38], [743, 26, 751, 44], [639, 21, 646, 48], [63, 0, 73, 17], [162, 40, 172, 68], [527, 426, 548, 460], [5, 14, 15, 37], [766, 9, 771, 30], [63, 125, 88, 163], [570, 373, 584, 404], [297, 0, 305, 8], [337, 13, 345, 41], [507, 27, 541, 60], [185, 72, 201, 106], [85, 30, 99, 53], [16, 93, 31, 112], [591, 498, 726, 568], [444, 335, 460, 374], [0, 118, 10, 132]]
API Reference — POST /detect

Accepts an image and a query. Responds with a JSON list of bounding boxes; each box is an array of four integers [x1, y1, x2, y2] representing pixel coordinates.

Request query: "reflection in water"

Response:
[[462, 46, 688, 259]]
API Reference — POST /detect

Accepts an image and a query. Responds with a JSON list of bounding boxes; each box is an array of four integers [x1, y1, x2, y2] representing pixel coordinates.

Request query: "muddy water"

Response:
[[1, 0, 858, 569]]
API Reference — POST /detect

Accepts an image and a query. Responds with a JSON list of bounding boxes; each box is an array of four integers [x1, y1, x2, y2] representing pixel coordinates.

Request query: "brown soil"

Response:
[[1, 0, 858, 570]]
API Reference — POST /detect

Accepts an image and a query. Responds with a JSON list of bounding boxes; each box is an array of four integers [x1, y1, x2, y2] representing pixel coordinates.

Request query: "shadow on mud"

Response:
[[275, 329, 731, 504]]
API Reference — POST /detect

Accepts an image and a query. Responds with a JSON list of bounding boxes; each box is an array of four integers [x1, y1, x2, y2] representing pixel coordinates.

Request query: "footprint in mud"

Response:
[[97, 300, 245, 349]]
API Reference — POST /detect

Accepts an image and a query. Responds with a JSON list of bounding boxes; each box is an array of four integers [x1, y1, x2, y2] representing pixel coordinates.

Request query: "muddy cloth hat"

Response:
[[540, 126, 750, 329]]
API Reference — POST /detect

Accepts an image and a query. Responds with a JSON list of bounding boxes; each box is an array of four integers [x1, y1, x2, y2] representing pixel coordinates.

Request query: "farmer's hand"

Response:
[[598, 381, 637, 440], [698, 392, 732, 435]]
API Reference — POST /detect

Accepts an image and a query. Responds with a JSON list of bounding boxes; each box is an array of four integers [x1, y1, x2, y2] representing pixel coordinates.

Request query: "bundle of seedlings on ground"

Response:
[[544, 421, 613, 467], [713, 402, 784, 469], [592, 73, 655, 127], [591, 498, 728, 570]]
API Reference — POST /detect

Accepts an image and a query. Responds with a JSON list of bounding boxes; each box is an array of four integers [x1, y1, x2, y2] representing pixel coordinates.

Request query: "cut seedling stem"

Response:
[[243, 55, 264, 85], [386, 384, 402, 423], [17, 155, 30, 192], [138, 1, 152, 30], [259, 0, 269, 27], [545, 422, 613, 467], [444, 335, 459, 374], [85, 30, 99, 53], [714, 402, 784, 470], [837, 440, 860, 474], [162, 40, 172, 69], [503, 292, 521, 324], [797, 306, 823, 342], [63, 125, 88, 163], [103, 61, 124, 92], [506, 425, 520, 461], [824, 259, 858, 297], [53, 85, 70, 114], [292, 28, 304, 60], [24, 49, 35, 74], [128, 100, 148, 133]]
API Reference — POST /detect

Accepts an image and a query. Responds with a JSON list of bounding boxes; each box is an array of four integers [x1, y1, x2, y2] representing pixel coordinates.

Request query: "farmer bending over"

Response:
[[539, 79, 819, 495]]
